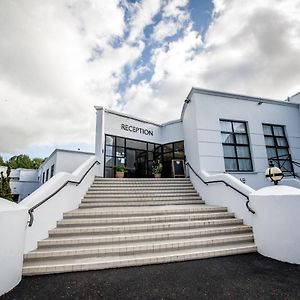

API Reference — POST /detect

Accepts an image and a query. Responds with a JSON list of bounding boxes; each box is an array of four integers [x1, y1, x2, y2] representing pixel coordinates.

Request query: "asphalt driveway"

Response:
[[2, 253, 300, 300]]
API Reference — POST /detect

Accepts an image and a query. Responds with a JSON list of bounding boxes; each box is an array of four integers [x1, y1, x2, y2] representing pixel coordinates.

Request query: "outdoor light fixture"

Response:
[[265, 162, 284, 185]]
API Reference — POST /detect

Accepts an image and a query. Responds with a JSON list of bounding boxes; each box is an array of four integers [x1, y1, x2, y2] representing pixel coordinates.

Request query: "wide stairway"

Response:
[[23, 178, 256, 275]]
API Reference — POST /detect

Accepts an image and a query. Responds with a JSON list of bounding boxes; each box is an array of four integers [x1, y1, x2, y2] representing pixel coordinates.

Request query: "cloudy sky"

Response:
[[1, 0, 300, 159]]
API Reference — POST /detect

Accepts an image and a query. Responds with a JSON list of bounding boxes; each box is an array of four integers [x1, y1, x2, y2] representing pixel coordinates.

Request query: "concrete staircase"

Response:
[[23, 178, 256, 275]]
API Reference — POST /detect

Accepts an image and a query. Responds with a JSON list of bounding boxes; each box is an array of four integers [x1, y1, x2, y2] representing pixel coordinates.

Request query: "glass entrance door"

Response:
[[126, 149, 148, 177]]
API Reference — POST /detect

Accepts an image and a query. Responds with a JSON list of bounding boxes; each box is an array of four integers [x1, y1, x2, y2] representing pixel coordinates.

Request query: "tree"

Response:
[[7, 155, 34, 169], [32, 157, 46, 169], [0, 167, 13, 201], [0, 155, 5, 166]]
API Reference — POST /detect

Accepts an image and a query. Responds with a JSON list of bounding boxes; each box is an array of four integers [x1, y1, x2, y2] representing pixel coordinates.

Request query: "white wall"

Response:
[[21, 156, 98, 253], [188, 91, 300, 190], [103, 109, 163, 143], [250, 185, 300, 264], [0, 198, 28, 296], [38, 150, 94, 184], [161, 120, 184, 144]]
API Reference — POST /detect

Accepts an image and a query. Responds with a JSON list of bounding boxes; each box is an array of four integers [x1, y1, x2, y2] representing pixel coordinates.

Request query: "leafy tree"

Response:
[[0, 155, 5, 166], [0, 167, 13, 201], [32, 157, 46, 169], [7, 155, 34, 169]]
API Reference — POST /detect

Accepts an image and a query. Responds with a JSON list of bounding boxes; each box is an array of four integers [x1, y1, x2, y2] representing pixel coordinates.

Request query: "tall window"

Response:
[[50, 164, 55, 178], [220, 120, 253, 172], [262, 124, 292, 172]]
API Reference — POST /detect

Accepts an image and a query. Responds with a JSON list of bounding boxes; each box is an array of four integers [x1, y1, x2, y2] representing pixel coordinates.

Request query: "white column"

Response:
[[95, 107, 105, 177]]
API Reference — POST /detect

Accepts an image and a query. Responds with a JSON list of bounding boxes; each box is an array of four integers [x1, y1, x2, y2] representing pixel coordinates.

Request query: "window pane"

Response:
[[223, 145, 236, 157], [105, 168, 114, 178], [116, 147, 125, 157], [148, 152, 153, 160], [126, 139, 147, 150], [277, 148, 289, 158], [163, 151, 173, 162], [222, 133, 234, 144], [148, 143, 154, 151], [273, 126, 285, 137], [220, 121, 232, 132], [266, 147, 276, 159], [174, 151, 184, 159], [174, 142, 184, 152], [233, 122, 246, 133], [238, 159, 252, 171], [116, 137, 125, 147], [105, 156, 114, 167], [106, 135, 115, 146], [280, 160, 292, 172], [225, 159, 238, 171], [235, 134, 248, 144], [264, 136, 275, 146], [276, 137, 288, 147], [236, 146, 250, 158], [105, 145, 114, 156], [263, 125, 272, 135], [116, 157, 125, 166], [163, 143, 173, 153]]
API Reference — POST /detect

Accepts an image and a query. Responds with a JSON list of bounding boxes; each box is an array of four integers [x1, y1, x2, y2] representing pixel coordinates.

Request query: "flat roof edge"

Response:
[[189, 87, 298, 107]]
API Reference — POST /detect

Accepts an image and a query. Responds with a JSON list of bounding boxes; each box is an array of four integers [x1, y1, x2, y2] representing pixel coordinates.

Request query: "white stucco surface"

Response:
[[250, 185, 300, 264], [0, 198, 27, 296], [21, 156, 98, 253]]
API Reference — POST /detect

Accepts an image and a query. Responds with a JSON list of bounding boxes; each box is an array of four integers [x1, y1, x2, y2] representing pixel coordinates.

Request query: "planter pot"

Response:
[[116, 172, 124, 178], [154, 173, 161, 178]]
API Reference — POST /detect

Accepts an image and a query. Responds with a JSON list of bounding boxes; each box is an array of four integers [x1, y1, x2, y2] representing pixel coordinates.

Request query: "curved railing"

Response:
[[185, 162, 255, 214], [27, 160, 100, 227]]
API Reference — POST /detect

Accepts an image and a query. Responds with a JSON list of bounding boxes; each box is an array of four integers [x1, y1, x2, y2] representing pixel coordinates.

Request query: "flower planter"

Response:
[[116, 172, 124, 178], [154, 173, 161, 178]]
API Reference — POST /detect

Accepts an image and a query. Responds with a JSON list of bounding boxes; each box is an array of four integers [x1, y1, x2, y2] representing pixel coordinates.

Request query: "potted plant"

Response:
[[114, 164, 126, 178], [152, 160, 163, 178]]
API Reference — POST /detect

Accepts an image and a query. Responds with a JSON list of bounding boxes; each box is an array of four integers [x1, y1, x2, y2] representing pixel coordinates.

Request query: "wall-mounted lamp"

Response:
[[265, 161, 284, 185]]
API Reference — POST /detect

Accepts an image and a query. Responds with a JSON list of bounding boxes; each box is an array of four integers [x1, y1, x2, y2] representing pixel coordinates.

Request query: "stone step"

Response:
[[87, 186, 195, 192], [22, 243, 257, 276], [79, 200, 204, 208], [90, 183, 193, 188], [49, 218, 243, 236], [94, 177, 190, 181], [57, 212, 235, 227], [84, 192, 199, 198], [25, 234, 254, 260], [38, 225, 252, 248], [64, 205, 227, 218], [81, 196, 202, 203]]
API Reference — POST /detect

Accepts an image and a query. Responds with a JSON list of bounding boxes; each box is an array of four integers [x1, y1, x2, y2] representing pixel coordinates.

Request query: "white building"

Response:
[[0, 166, 39, 202], [1, 87, 300, 295], [95, 88, 300, 189], [38, 149, 94, 185]]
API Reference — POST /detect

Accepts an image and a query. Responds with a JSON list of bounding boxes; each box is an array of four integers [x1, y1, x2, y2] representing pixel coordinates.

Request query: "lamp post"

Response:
[[265, 161, 284, 185]]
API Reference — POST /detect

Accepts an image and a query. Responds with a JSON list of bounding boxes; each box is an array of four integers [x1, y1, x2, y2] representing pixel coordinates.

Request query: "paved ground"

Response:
[[2, 253, 300, 300]]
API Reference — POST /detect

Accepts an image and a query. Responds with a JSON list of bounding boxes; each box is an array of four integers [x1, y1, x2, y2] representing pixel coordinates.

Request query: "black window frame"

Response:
[[50, 164, 55, 178], [262, 123, 293, 173], [220, 119, 253, 172], [46, 169, 49, 181], [103, 134, 184, 178]]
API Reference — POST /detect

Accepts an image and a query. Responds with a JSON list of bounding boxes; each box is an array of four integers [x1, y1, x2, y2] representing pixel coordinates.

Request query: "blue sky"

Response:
[[1, 0, 300, 160]]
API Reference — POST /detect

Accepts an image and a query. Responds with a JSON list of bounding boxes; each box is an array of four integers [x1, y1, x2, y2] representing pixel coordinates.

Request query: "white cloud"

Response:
[[2, 0, 300, 156], [127, 0, 162, 42], [124, 0, 300, 124]]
